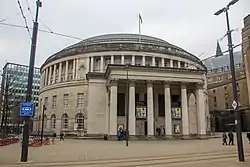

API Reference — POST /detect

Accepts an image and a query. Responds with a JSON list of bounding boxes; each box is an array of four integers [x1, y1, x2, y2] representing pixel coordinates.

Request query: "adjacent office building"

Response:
[[0, 62, 40, 134]]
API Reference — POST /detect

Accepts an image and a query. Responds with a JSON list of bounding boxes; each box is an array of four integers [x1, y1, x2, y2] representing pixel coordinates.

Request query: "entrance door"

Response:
[[144, 121, 148, 136]]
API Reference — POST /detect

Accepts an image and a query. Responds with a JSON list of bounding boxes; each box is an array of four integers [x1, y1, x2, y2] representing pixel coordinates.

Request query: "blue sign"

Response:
[[20, 102, 34, 117]]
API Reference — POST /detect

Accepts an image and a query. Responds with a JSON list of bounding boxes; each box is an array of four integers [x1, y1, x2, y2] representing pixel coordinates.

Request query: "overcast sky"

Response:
[[0, 0, 249, 69]]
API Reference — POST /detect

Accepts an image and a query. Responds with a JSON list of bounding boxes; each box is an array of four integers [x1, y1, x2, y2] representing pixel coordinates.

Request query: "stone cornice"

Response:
[[105, 64, 206, 77], [86, 72, 106, 80], [39, 80, 88, 94]]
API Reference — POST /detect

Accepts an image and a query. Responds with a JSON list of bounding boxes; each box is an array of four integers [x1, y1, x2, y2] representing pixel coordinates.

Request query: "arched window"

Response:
[[75, 113, 84, 130], [51, 114, 56, 129], [61, 113, 69, 130]]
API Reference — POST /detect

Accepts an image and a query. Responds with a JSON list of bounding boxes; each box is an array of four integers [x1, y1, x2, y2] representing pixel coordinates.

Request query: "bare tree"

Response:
[[0, 69, 15, 138]]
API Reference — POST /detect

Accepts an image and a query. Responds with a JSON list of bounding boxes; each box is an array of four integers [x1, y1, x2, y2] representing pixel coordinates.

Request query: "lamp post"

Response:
[[214, 0, 244, 162], [40, 105, 46, 145], [125, 64, 129, 146]]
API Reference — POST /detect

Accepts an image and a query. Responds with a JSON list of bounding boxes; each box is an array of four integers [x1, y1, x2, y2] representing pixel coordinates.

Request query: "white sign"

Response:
[[232, 100, 237, 109]]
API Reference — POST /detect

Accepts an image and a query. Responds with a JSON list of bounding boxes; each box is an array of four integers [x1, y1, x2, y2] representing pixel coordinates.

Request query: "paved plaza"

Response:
[[0, 138, 250, 167]]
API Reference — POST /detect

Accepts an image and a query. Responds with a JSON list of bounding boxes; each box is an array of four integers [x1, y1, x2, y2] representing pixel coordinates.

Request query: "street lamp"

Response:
[[214, 0, 244, 162], [125, 64, 129, 147], [40, 105, 46, 145]]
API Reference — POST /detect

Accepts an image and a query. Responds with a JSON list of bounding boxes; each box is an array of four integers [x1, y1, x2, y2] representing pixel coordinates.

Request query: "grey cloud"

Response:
[[0, 0, 249, 68]]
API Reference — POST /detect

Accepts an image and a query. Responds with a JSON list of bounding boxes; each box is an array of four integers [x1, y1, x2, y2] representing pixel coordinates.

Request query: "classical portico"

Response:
[[87, 65, 208, 139]]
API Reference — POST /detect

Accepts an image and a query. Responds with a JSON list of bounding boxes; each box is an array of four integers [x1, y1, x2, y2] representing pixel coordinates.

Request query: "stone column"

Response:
[[65, 60, 69, 81], [53, 64, 56, 84], [181, 84, 189, 136], [142, 56, 145, 66], [132, 55, 135, 65], [161, 58, 165, 67], [45, 68, 48, 86], [111, 55, 114, 64], [129, 81, 136, 136], [72, 59, 76, 80], [170, 59, 173, 68], [109, 80, 118, 136], [196, 83, 206, 136], [178, 61, 181, 68], [75, 58, 79, 80], [48, 66, 52, 85], [121, 55, 125, 65], [100, 56, 104, 72], [40, 71, 44, 87], [86, 57, 90, 73], [58, 62, 62, 83], [147, 81, 154, 136], [152, 57, 155, 66], [90, 57, 94, 72], [164, 82, 172, 137]]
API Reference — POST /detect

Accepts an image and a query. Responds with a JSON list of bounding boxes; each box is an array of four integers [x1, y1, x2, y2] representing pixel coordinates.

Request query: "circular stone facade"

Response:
[[35, 33, 209, 138]]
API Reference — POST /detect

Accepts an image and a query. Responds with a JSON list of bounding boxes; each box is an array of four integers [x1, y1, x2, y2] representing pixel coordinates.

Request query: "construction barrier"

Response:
[[0, 138, 19, 146], [31, 141, 42, 147], [44, 139, 51, 145]]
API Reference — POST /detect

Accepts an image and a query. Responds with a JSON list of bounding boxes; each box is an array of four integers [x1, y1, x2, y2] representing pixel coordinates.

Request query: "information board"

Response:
[[20, 102, 34, 117]]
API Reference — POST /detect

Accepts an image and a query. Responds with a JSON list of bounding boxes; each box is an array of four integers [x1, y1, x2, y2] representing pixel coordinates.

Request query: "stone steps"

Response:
[[5, 149, 250, 167]]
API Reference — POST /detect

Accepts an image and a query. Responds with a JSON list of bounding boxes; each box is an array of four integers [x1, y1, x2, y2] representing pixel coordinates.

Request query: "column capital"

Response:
[[196, 82, 204, 90], [164, 81, 171, 87], [181, 84, 187, 89], [147, 80, 153, 87], [109, 79, 119, 86], [129, 80, 136, 87]]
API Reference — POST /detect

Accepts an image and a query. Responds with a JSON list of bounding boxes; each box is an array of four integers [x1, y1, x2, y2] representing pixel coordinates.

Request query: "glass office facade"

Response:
[[0, 62, 40, 134]]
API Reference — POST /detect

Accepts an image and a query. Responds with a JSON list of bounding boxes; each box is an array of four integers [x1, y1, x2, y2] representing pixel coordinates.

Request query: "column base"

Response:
[[181, 135, 194, 140], [145, 135, 156, 140], [164, 135, 174, 140], [108, 135, 118, 141], [197, 134, 209, 140], [129, 135, 138, 141]]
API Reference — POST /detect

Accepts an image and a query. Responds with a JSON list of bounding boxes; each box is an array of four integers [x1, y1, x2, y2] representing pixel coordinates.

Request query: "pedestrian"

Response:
[[52, 132, 56, 144], [117, 129, 122, 141], [247, 132, 250, 144], [228, 131, 234, 145], [59, 132, 64, 141], [222, 132, 228, 145]]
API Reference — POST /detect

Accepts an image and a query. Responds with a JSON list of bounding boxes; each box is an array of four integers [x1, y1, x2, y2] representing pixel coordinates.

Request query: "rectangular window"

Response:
[[158, 94, 165, 117], [63, 94, 69, 108], [44, 97, 48, 108], [52, 95, 57, 109], [117, 93, 125, 116], [77, 93, 84, 108]]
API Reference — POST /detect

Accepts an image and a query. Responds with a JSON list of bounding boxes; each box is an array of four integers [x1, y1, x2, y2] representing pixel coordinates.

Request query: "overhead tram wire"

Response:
[[30, 10, 53, 33], [0, 22, 83, 40], [0, 11, 25, 22], [17, 0, 31, 39], [25, 0, 34, 22]]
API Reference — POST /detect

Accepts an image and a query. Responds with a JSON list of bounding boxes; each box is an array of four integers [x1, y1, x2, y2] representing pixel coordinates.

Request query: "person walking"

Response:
[[247, 132, 250, 144], [52, 132, 56, 144], [228, 131, 234, 145], [222, 132, 228, 145], [59, 132, 64, 141]]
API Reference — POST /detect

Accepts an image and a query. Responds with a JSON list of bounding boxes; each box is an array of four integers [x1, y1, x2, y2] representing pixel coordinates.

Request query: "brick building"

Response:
[[204, 14, 250, 132]]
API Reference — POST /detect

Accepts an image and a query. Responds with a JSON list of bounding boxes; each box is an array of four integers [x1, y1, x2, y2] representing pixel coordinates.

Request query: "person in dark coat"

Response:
[[222, 132, 228, 145], [247, 132, 250, 144], [59, 132, 64, 141], [228, 131, 234, 145]]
